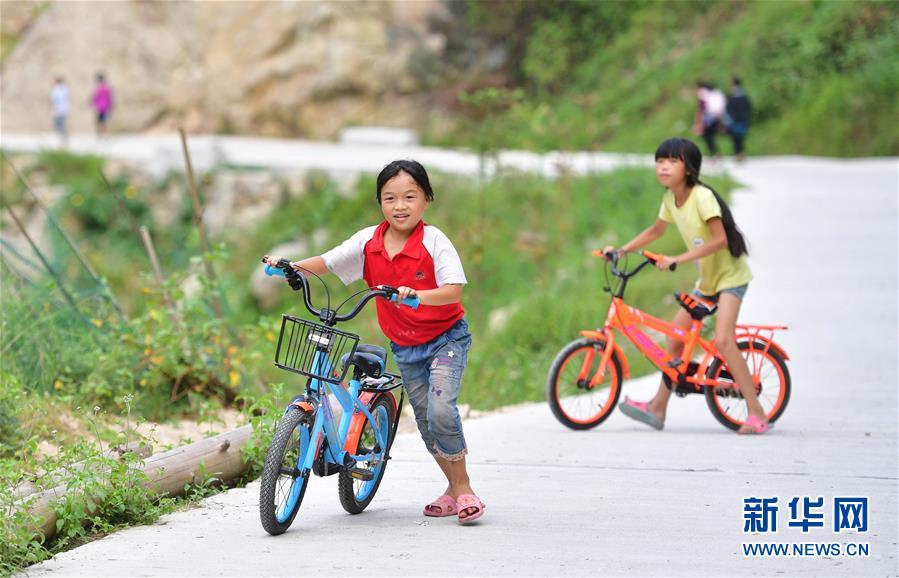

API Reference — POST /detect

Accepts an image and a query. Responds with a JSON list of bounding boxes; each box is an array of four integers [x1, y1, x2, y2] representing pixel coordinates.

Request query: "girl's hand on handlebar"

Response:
[[395, 286, 418, 307], [263, 255, 303, 271], [655, 255, 677, 271], [600, 245, 619, 258]]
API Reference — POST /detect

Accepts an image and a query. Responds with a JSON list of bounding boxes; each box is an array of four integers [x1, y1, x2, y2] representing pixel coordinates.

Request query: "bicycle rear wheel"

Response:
[[705, 340, 791, 431], [259, 407, 314, 535], [338, 394, 395, 514], [546, 338, 623, 430]]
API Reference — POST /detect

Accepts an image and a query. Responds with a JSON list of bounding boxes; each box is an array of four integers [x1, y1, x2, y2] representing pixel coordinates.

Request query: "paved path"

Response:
[[1, 132, 650, 178], [11, 134, 897, 577]]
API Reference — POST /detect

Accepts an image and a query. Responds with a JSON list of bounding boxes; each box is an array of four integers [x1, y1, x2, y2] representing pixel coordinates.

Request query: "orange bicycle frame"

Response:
[[583, 249, 788, 391]]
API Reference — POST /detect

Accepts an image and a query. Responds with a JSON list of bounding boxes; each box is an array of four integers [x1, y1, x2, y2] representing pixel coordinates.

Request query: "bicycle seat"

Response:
[[341, 344, 387, 378], [675, 292, 718, 320]]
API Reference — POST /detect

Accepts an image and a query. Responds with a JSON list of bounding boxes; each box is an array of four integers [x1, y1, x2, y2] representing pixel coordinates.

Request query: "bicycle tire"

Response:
[[546, 338, 623, 430], [705, 340, 791, 431], [338, 395, 395, 514], [259, 407, 313, 535]]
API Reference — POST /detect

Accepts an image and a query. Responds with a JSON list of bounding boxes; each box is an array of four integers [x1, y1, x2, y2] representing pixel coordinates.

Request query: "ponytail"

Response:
[[697, 179, 749, 258]]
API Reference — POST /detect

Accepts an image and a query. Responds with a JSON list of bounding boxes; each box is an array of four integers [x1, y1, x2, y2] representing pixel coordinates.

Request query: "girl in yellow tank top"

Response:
[[602, 137, 770, 435]]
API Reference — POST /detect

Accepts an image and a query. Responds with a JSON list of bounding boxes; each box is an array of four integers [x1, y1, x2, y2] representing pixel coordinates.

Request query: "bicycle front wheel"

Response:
[[546, 338, 623, 430], [705, 340, 791, 431], [338, 394, 396, 514], [259, 407, 314, 535]]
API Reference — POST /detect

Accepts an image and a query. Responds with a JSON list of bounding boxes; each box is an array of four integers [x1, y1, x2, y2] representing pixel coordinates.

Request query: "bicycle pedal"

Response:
[[666, 358, 683, 369], [348, 467, 374, 481]]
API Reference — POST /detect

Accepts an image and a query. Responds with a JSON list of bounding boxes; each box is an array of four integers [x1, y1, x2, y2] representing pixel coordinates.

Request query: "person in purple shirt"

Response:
[[91, 73, 114, 136]]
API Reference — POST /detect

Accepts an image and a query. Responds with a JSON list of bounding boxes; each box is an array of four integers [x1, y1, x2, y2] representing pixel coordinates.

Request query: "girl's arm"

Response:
[[609, 219, 669, 254], [395, 284, 462, 307], [658, 217, 728, 270], [264, 255, 331, 276], [290, 256, 330, 276]]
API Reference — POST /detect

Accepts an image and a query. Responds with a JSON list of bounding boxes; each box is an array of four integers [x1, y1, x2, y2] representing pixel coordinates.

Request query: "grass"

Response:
[[429, 1, 898, 157], [2, 151, 729, 419]]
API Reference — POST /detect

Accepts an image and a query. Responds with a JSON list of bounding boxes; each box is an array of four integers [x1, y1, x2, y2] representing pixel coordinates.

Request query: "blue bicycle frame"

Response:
[[290, 350, 389, 482]]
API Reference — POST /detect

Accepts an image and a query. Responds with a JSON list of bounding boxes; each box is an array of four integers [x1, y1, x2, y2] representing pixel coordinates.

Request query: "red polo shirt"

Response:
[[322, 220, 466, 346]]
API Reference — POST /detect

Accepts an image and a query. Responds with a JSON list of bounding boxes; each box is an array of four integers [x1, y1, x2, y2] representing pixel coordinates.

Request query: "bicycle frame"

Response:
[[583, 297, 788, 392], [287, 348, 395, 478]]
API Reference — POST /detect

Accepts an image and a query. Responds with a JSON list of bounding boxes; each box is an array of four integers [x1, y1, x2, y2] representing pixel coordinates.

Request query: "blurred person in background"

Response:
[[91, 73, 114, 137], [725, 76, 752, 162], [50, 76, 69, 146], [693, 81, 726, 160]]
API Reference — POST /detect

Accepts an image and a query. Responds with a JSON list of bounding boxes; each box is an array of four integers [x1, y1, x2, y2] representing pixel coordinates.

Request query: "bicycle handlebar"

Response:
[[592, 249, 677, 275], [641, 250, 677, 272], [263, 257, 419, 325]]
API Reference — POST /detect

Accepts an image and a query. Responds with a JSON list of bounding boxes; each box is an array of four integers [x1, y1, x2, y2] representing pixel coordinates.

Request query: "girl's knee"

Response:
[[428, 404, 461, 435]]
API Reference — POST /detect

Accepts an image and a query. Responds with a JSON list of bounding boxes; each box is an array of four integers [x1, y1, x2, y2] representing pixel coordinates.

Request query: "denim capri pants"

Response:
[[390, 318, 471, 461], [693, 283, 749, 302]]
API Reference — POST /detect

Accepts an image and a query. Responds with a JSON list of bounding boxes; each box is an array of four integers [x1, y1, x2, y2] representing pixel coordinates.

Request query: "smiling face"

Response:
[[655, 156, 688, 189], [379, 171, 430, 233]]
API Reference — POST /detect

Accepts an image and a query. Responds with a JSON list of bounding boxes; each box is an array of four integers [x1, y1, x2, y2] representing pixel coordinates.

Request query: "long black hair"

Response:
[[375, 160, 434, 203], [655, 137, 748, 258]]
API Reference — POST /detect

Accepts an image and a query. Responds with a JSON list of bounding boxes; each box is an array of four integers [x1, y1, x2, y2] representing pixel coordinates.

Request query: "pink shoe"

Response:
[[618, 397, 664, 430], [738, 415, 772, 435], [423, 494, 457, 517], [456, 494, 485, 524]]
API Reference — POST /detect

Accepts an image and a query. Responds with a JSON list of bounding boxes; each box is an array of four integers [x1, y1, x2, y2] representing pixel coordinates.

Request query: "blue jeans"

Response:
[[390, 318, 471, 461], [694, 283, 749, 302]]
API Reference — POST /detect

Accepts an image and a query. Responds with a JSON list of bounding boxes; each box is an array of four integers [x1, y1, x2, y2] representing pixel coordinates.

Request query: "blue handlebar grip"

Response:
[[390, 294, 420, 309], [265, 265, 286, 277]]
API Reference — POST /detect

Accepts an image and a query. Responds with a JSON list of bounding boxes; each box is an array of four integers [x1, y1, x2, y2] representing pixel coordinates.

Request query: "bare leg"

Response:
[[434, 455, 479, 518], [713, 293, 768, 433], [645, 308, 694, 423]]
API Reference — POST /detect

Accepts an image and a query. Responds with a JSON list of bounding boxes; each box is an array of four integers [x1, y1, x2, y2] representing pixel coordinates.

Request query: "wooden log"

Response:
[[13, 441, 151, 499], [140, 424, 252, 496], [22, 425, 253, 542]]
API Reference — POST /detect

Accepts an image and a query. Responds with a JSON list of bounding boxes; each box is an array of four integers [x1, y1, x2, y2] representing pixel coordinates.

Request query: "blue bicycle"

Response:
[[258, 257, 418, 535]]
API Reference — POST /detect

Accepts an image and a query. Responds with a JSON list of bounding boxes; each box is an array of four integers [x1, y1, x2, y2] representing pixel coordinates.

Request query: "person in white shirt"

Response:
[[694, 81, 726, 159], [51, 77, 69, 145]]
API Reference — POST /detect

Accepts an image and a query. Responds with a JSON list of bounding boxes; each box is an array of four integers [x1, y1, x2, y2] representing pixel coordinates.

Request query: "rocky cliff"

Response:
[[1, 0, 452, 138]]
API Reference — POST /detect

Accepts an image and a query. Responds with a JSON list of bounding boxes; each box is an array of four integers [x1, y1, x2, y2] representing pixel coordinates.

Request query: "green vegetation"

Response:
[[0, 379, 285, 576], [2, 151, 732, 415], [429, 0, 898, 156], [0, 151, 736, 573]]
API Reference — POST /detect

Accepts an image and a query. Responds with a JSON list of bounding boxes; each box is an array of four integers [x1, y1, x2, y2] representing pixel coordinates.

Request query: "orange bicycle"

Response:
[[546, 250, 791, 431]]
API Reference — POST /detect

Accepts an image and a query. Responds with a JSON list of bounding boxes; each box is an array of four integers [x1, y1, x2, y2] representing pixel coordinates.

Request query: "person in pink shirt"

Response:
[[91, 73, 114, 136]]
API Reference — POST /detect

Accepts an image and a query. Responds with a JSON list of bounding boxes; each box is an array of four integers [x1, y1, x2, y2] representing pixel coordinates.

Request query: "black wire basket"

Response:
[[274, 315, 359, 384]]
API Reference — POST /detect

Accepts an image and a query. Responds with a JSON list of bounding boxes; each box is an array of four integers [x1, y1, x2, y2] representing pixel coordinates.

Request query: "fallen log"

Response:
[[22, 425, 253, 542], [13, 441, 152, 499]]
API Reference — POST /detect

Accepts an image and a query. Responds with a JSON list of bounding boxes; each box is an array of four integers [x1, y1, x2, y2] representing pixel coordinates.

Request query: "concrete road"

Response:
[[15, 145, 898, 576]]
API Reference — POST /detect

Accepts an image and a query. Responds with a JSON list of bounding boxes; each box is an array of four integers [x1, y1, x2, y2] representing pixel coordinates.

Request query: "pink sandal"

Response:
[[738, 415, 772, 435], [423, 494, 457, 517], [618, 397, 664, 430], [456, 494, 485, 524]]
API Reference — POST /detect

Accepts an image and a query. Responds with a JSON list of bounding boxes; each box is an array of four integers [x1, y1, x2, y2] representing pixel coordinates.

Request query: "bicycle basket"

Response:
[[274, 315, 359, 384]]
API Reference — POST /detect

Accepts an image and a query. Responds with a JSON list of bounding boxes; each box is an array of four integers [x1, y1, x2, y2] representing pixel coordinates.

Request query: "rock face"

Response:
[[1, 1, 449, 138]]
